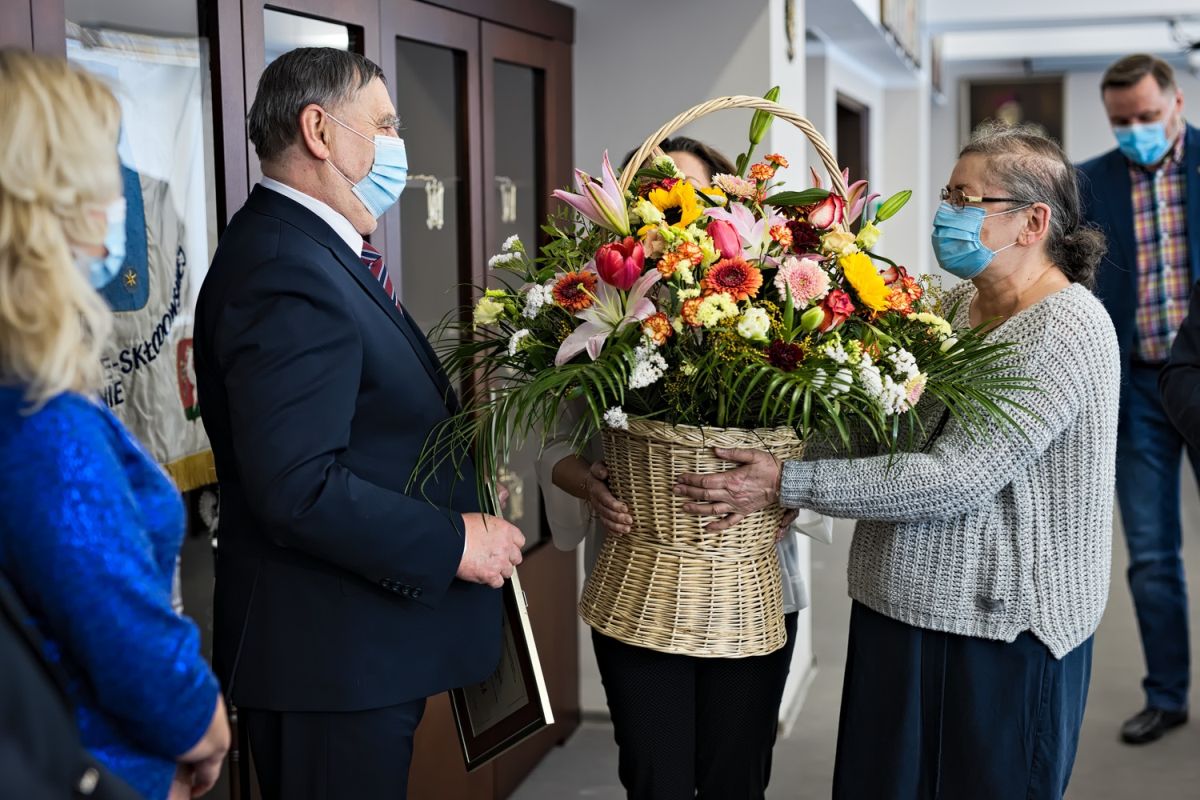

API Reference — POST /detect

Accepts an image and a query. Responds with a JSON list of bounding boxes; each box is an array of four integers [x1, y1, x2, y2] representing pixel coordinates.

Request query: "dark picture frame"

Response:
[[963, 76, 1065, 146], [450, 569, 554, 771]]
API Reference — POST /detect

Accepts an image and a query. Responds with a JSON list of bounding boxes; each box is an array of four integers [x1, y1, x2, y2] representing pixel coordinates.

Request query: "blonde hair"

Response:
[[0, 48, 121, 407]]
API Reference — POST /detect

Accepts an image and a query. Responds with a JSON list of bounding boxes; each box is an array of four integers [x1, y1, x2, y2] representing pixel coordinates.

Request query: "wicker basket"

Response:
[[577, 96, 845, 658], [580, 420, 805, 657]]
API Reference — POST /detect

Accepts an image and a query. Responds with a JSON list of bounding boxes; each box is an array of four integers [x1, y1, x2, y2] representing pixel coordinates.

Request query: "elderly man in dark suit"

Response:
[[194, 47, 524, 799], [1079, 53, 1198, 745]]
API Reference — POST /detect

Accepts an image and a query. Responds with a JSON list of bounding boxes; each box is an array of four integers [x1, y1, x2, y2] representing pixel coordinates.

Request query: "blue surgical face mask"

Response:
[[1112, 122, 1172, 166], [75, 198, 127, 289], [326, 114, 408, 218], [930, 201, 1025, 280]]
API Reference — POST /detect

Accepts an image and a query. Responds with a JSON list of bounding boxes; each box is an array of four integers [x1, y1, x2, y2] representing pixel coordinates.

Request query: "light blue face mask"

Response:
[[75, 198, 127, 289], [326, 114, 408, 218], [1112, 122, 1172, 166], [930, 202, 1026, 280]]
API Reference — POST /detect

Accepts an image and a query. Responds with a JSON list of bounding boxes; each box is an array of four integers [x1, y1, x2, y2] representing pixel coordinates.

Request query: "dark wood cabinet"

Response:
[[0, 1, 576, 798]]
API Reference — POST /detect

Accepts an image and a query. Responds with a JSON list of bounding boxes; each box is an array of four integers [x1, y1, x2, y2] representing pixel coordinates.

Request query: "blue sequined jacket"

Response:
[[0, 389, 220, 800]]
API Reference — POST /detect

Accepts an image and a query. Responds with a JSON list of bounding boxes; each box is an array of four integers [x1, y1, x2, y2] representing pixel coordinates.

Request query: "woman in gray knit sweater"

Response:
[[674, 124, 1120, 800]]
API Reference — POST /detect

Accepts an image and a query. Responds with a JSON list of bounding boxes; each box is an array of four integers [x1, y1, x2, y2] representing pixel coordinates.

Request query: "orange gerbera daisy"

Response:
[[552, 271, 598, 312], [701, 258, 763, 301], [642, 312, 672, 345], [680, 297, 705, 327]]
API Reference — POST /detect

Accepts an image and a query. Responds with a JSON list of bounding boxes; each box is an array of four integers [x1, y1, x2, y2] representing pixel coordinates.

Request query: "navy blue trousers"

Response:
[[833, 603, 1093, 800], [1117, 363, 1194, 711], [241, 699, 426, 800]]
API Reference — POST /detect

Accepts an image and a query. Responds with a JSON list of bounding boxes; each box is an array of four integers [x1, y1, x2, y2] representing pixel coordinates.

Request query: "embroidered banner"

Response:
[[69, 26, 215, 490]]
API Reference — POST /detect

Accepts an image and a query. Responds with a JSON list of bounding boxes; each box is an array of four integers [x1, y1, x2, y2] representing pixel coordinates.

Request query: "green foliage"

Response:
[[764, 188, 831, 207]]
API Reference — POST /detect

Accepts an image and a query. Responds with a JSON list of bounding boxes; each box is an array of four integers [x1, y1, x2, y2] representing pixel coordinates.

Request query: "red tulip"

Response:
[[808, 194, 846, 230], [595, 237, 645, 291], [706, 218, 742, 259]]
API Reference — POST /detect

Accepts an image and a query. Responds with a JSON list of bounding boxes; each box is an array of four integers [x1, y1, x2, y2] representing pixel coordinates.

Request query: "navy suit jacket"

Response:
[[194, 186, 500, 712], [1077, 124, 1200, 365]]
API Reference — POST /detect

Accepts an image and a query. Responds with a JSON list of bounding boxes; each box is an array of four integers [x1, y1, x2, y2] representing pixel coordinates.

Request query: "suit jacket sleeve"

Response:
[[212, 254, 465, 607], [1160, 281, 1200, 449]]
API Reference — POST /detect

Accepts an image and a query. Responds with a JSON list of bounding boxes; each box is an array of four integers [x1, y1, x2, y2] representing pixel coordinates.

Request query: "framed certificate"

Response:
[[449, 569, 554, 770]]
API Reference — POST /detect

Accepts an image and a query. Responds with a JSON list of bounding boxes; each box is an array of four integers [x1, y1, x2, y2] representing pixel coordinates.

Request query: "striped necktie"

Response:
[[359, 242, 402, 313]]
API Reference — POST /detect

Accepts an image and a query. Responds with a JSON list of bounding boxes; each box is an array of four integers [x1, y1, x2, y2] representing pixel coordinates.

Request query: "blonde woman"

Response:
[[0, 50, 228, 800]]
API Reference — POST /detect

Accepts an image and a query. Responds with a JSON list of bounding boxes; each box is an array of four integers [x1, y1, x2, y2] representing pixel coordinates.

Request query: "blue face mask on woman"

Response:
[[930, 202, 1026, 280], [326, 114, 408, 218], [75, 198, 127, 289], [1112, 122, 1172, 166]]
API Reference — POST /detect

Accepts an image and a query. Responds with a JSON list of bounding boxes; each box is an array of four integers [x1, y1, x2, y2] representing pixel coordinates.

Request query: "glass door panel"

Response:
[[393, 37, 468, 338]]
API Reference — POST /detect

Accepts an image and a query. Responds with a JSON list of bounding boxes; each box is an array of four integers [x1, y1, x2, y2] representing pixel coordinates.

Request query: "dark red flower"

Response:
[[786, 220, 821, 253], [767, 339, 805, 372]]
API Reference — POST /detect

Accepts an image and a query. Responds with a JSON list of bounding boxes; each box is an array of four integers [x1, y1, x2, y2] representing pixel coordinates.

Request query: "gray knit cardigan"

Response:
[[780, 281, 1120, 658]]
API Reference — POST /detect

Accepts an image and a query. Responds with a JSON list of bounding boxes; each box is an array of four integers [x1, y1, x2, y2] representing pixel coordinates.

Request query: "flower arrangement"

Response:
[[423, 105, 1028, 494]]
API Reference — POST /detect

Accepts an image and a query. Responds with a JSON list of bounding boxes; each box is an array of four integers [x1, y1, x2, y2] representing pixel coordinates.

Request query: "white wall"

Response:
[[806, 41, 931, 272], [566, 0, 772, 177]]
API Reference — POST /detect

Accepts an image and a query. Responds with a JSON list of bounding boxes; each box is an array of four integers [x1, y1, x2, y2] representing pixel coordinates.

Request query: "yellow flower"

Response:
[[840, 253, 891, 312], [855, 221, 881, 250], [822, 227, 858, 257], [695, 293, 739, 327], [473, 295, 506, 326], [640, 180, 703, 235], [699, 186, 727, 205], [908, 311, 953, 338]]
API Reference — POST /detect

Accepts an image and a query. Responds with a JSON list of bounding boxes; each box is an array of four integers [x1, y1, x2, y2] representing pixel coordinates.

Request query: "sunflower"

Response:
[[701, 257, 763, 301], [839, 252, 890, 312], [552, 271, 598, 312], [641, 180, 703, 234]]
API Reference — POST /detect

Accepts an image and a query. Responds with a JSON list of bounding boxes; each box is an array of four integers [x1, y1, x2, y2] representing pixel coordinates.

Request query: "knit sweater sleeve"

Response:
[[780, 302, 1086, 522]]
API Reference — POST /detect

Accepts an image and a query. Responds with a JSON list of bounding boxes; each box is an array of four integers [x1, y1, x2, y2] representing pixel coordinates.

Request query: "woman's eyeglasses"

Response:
[[940, 187, 1030, 210]]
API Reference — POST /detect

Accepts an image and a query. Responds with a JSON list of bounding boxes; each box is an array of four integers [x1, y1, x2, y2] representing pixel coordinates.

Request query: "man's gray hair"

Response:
[[248, 47, 385, 163]]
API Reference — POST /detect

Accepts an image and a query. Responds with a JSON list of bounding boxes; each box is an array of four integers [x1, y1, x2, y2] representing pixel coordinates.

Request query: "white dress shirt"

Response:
[[260, 177, 364, 256]]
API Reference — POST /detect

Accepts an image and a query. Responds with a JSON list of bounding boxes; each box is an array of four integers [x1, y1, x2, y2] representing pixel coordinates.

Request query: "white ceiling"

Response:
[[926, 0, 1200, 64]]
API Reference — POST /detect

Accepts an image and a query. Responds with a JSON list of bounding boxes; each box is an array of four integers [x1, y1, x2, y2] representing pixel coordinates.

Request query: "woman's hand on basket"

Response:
[[673, 447, 783, 531], [588, 461, 632, 535]]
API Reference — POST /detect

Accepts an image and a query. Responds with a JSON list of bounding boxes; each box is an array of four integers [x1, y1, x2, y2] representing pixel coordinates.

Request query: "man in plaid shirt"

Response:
[[1080, 54, 1198, 745]]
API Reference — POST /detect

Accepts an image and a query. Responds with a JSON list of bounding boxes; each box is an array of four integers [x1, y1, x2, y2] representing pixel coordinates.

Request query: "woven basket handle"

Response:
[[617, 95, 848, 201]]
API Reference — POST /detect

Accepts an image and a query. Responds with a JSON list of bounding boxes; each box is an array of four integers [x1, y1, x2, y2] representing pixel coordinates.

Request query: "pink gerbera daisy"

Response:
[[774, 256, 831, 307]]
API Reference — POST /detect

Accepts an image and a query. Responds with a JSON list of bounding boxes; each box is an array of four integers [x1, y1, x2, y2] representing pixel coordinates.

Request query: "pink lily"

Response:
[[704, 202, 786, 261], [552, 150, 631, 236], [554, 269, 662, 365], [809, 167, 880, 227]]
